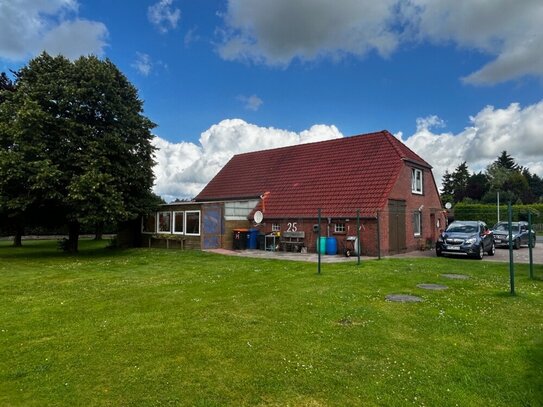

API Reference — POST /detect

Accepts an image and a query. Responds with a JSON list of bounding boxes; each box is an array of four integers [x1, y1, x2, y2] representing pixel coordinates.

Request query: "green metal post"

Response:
[[357, 209, 361, 265], [376, 211, 381, 260], [508, 202, 515, 295], [317, 208, 321, 275], [528, 211, 534, 279]]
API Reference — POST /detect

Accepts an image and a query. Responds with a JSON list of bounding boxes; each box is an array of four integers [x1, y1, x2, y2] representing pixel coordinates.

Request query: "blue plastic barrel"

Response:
[[326, 237, 338, 255], [316, 236, 327, 254], [248, 228, 259, 249]]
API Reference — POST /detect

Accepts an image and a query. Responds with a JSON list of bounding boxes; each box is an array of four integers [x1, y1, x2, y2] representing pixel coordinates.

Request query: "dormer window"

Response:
[[411, 168, 423, 194]]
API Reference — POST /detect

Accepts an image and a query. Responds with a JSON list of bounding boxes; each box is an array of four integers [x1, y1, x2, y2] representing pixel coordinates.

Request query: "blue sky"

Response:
[[1, 0, 543, 201]]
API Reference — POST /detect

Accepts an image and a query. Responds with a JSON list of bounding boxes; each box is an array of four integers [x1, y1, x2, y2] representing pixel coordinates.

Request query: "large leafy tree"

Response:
[[484, 151, 532, 203], [0, 53, 158, 251]]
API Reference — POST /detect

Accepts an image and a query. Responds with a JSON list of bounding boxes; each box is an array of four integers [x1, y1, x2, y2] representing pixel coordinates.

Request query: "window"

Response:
[[142, 213, 156, 234], [335, 223, 346, 233], [173, 211, 184, 234], [272, 223, 281, 232], [413, 211, 421, 237], [157, 211, 171, 233], [411, 168, 423, 194], [185, 211, 200, 235], [224, 200, 260, 220]]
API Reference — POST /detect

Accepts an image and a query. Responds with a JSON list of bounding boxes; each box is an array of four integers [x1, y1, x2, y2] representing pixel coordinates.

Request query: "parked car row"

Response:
[[436, 220, 536, 260], [492, 221, 536, 249]]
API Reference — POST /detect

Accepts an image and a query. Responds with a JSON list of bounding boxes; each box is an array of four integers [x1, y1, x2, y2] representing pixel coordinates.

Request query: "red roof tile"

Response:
[[195, 130, 430, 218]]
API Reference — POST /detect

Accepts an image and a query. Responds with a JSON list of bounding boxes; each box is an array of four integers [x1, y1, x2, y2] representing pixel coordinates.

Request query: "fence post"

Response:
[[528, 211, 534, 280], [317, 208, 321, 275], [377, 211, 381, 260], [508, 202, 515, 295], [357, 209, 361, 265]]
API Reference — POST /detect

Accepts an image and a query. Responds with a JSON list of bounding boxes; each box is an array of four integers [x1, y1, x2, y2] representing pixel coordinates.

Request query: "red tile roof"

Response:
[[195, 130, 430, 218]]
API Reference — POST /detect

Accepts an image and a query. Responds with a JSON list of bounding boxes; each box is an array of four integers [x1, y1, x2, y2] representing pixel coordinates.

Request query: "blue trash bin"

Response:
[[326, 237, 338, 255], [248, 228, 259, 249]]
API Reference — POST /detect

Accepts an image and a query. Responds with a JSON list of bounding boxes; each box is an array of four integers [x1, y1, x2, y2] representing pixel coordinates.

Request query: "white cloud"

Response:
[[400, 101, 543, 191], [184, 27, 200, 47], [148, 0, 181, 33], [217, 0, 399, 66], [132, 52, 152, 76], [216, 0, 543, 84], [237, 94, 263, 111], [411, 0, 543, 84], [0, 0, 107, 61], [152, 119, 343, 202]]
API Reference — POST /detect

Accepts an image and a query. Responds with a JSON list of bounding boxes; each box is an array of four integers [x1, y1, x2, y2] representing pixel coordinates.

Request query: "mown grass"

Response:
[[1, 239, 542, 406]]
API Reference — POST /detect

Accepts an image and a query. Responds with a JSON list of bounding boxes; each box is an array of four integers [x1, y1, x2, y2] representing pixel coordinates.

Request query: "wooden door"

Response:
[[388, 200, 406, 254]]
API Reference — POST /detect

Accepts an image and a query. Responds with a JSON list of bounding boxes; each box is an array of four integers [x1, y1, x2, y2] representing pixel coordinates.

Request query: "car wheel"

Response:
[[514, 238, 521, 250], [531, 237, 536, 248], [487, 241, 495, 256], [436, 247, 443, 257], [474, 245, 484, 260]]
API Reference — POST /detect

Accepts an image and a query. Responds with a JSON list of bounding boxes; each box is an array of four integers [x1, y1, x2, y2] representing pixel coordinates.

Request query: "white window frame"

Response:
[[413, 211, 421, 237], [334, 223, 346, 233], [411, 168, 423, 195], [173, 211, 184, 235], [157, 211, 172, 233], [184, 210, 201, 236], [271, 223, 281, 232]]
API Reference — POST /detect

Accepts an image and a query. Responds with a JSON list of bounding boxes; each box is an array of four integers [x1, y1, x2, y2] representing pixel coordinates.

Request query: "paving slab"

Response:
[[417, 283, 449, 290], [441, 274, 470, 280], [386, 294, 424, 303]]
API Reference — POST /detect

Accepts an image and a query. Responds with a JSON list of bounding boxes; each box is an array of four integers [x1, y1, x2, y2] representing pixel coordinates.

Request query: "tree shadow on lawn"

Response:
[[0, 239, 126, 261], [525, 339, 543, 403]]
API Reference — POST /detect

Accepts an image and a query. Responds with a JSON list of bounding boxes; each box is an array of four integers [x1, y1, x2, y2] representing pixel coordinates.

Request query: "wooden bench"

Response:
[[280, 231, 305, 252]]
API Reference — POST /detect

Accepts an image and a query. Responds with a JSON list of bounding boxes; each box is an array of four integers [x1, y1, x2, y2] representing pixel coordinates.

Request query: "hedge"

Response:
[[452, 203, 543, 228]]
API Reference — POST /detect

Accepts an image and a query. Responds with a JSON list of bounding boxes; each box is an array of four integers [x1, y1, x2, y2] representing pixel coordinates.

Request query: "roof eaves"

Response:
[[402, 157, 432, 169]]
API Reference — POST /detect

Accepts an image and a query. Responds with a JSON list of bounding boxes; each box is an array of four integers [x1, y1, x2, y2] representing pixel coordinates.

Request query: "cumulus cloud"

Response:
[[0, 0, 107, 61], [132, 52, 152, 76], [216, 0, 543, 84], [148, 0, 181, 33], [411, 0, 543, 84], [152, 119, 343, 202], [237, 94, 263, 111], [217, 0, 399, 66], [400, 101, 543, 190]]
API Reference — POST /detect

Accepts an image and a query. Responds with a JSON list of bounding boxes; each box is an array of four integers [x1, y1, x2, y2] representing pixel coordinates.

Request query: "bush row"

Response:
[[452, 203, 543, 229]]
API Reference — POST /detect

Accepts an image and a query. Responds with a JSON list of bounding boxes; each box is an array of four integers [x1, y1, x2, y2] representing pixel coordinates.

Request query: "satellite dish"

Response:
[[445, 202, 452, 210], [254, 210, 264, 224]]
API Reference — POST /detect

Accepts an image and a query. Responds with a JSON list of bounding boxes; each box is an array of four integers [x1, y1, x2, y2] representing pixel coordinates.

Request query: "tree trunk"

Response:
[[13, 231, 22, 247], [67, 221, 80, 253], [94, 221, 103, 240], [12, 219, 23, 247]]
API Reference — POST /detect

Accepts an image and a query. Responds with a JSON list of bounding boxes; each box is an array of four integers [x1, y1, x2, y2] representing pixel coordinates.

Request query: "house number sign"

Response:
[[286, 222, 297, 232]]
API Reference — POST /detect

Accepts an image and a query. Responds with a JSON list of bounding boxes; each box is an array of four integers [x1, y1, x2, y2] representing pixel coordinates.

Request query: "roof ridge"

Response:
[[231, 130, 388, 159]]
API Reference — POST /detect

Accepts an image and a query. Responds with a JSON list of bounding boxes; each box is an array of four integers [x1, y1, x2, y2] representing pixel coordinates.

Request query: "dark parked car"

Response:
[[436, 220, 495, 260], [492, 221, 536, 249]]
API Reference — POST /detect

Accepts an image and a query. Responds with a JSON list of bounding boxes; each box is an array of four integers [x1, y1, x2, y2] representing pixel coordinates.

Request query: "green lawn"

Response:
[[1, 239, 542, 406]]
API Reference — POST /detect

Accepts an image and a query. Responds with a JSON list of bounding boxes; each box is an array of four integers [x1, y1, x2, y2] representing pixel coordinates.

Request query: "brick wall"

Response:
[[387, 164, 445, 254], [258, 217, 379, 255]]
